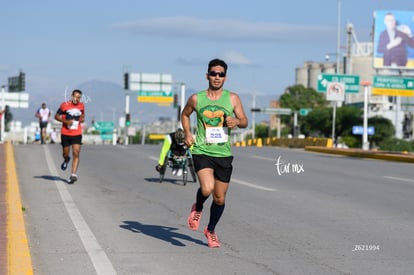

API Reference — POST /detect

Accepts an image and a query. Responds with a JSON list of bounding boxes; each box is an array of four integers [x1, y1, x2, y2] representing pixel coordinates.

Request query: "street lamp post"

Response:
[[336, 0, 341, 75], [361, 81, 371, 150], [331, 0, 342, 146]]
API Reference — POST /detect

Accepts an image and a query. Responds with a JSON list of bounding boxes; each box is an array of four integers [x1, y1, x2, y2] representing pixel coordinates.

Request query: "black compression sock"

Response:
[[195, 188, 209, 212], [207, 201, 225, 232]]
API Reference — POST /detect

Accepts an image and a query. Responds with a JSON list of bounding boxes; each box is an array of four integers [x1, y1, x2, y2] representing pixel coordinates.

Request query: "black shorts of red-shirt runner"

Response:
[[61, 135, 82, 147], [192, 154, 233, 183]]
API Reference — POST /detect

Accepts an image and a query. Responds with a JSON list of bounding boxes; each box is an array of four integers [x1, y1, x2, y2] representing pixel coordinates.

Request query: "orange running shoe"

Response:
[[204, 227, 221, 248], [187, 203, 202, 230]]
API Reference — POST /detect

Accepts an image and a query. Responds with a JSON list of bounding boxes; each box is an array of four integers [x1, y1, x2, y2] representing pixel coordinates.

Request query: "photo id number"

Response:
[[352, 244, 380, 252]]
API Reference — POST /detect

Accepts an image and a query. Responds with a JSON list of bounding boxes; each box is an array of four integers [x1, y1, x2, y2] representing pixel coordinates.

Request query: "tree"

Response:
[[279, 85, 328, 134], [280, 84, 328, 111], [301, 106, 362, 138], [245, 124, 270, 140], [255, 124, 269, 139], [301, 107, 332, 137], [335, 106, 363, 136], [367, 116, 394, 148]]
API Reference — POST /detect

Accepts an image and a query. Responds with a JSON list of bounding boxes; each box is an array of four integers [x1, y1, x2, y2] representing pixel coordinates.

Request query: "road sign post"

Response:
[[317, 74, 360, 147]]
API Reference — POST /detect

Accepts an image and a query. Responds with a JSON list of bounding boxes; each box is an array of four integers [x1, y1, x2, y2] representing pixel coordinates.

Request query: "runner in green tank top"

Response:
[[181, 58, 248, 248], [191, 89, 233, 157]]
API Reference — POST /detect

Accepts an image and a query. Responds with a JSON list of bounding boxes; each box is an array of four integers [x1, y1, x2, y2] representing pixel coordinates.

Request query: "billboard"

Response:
[[373, 10, 414, 70]]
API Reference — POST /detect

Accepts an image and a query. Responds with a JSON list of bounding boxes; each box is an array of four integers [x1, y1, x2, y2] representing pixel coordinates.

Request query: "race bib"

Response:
[[69, 120, 79, 130], [205, 127, 228, 143]]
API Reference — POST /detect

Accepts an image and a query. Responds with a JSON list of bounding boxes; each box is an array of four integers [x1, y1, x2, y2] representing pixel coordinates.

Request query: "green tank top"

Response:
[[192, 89, 234, 157]]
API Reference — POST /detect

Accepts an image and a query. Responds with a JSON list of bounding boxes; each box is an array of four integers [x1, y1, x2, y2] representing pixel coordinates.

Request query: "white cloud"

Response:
[[218, 50, 252, 65], [0, 64, 13, 74], [114, 16, 334, 42], [175, 51, 252, 68]]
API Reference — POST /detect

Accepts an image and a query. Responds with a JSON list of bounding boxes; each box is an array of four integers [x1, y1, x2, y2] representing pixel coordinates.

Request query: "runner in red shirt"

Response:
[[54, 89, 85, 184]]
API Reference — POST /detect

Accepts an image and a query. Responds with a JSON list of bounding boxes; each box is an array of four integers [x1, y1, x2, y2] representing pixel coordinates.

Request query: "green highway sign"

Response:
[[94, 121, 115, 141], [317, 74, 360, 93], [137, 90, 172, 97], [94, 121, 114, 131], [100, 131, 114, 140], [372, 75, 414, 96], [299, 108, 311, 116]]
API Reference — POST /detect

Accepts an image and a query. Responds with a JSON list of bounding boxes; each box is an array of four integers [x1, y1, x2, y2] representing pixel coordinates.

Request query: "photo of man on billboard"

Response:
[[374, 10, 414, 69]]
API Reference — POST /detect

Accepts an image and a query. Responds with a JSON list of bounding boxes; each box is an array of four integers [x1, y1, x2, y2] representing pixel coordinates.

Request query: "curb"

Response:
[[304, 146, 414, 164], [6, 142, 33, 274]]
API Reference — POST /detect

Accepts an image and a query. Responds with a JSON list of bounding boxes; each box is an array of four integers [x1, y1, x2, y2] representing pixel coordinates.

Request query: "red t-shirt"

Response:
[[56, 101, 85, 136]]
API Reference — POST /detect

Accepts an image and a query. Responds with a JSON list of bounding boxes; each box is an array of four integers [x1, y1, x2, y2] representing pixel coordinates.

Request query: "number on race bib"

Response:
[[205, 127, 228, 143]]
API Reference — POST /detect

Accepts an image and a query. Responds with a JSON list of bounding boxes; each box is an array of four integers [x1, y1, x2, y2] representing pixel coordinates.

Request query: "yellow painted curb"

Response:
[[6, 142, 33, 275], [304, 146, 414, 163]]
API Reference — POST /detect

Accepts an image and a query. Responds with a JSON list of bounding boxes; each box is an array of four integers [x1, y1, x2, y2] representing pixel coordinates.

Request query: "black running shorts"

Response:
[[39, 122, 48, 130], [192, 154, 233, 183], [61, 135, 82, 147]]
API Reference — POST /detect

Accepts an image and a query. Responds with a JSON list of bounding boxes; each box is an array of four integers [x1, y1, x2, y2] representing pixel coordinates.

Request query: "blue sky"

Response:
[[1, 0, 411, 102]]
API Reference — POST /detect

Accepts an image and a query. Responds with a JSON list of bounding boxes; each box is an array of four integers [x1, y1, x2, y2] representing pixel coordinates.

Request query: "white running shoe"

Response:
[[68, 174, 78, 184], [176, 169, 183, 177]]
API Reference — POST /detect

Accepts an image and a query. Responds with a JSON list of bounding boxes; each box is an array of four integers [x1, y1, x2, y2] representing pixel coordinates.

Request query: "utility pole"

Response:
[[252, 94, 256, 139], [124, 72, 130, 145], [331, 0, 342, 147], [361, 81, 371, 150]]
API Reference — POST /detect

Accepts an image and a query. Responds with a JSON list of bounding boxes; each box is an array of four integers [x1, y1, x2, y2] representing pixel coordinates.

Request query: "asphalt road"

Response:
[[14, 143, 414, 275]]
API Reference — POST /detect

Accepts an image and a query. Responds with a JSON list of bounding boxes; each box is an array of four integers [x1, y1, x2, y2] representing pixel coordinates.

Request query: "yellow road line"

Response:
[[6, 142, 33, 274]]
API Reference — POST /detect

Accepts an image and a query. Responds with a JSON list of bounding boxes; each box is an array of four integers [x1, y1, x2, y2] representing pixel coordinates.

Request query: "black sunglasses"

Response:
[[208, 71, 226, 77]]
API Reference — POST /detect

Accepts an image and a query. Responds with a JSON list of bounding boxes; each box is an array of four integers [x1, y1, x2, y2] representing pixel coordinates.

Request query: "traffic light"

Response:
[[124, 73, 129, 90], [19, 72, 25, 91], [173, 93, 178, 108], [4, 105, 13, 132], [250, 108, 261, 112], [125, 113, 131, 127]]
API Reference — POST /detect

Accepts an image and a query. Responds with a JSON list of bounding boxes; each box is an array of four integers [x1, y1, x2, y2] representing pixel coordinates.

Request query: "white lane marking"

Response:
[[44, 146, 117, 275], [384, 176, 414, 184], [252, 155, 275, 161], [232, 178, 277, 192]]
